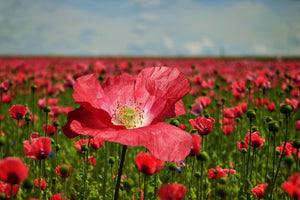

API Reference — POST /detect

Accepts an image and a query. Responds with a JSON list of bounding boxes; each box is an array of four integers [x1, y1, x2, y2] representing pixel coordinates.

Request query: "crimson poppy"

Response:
[[296, 121, 300, 132], [56, 165, 72, 178], [90, 138, 104, 150], [73, 139, 88, 152], [50, 193, 69, 200], [157, 183, 186, 200], [195, 96, 211, 107], [135, 152, 164, 175], [237, 141, 248, 151], [63, 67, 193, 162], [8, 105, 27, 120], [24, 137, 52, 160], [244, 131, 265, 149], [88, 156, 96, 166], [189, 116, 215, 136], [190, 102, 203, 116], [34, 178, 46, 190], [0, 182, 20, 199], [188, 134, 202, 157], [223, 125, 233, 136], [251, 183, 268, 200], [0, 157, 29, 184], [207, 166, 227, 179], [0, 80, 9, 92], [281, 173, 300, 199], [43, 124, 56, 136], [266, 102, 276, 112], [276, 142, 297, 156]]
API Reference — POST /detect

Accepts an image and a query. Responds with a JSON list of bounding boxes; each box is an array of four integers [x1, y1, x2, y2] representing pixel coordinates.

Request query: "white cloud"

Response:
[[163, 37, 175, 49], [184, 38, 214, 55], [126, 0, 164, 8]]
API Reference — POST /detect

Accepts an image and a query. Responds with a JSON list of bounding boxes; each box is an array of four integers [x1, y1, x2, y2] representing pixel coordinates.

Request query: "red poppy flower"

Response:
[[43, 124, 56, 136], [282, 98, 299, 112], [0, 157, 29, 184], [157, 183, 186, 200], [34, 178, 46, 190], [56, 165, 72, 178], [237, 141, 248, 151], [8, 105, 27, 120], [135, 152, 165, 175], [73, 139, 89, 152], [30, 132, 39, 141], [0, 80, 9, 92], [207, 166, 227, 179], [223, 108, 235, 119], [190, 102, 203, 116], [188, 134, 202, 157], [189, 116, 215, 136], [223, 125, 234, 136], [178, 124, 187, 131], [296, 121, 300, 132], [276, 142, 297, 156], [251, 183, 268, 200], [63, 67, 192, 162], [238, 102, 248, 112], [88, 156, 96, 166], [244, 131, 265, 149], [23, 137, 52, 160], [223, 160, 236, 176], [195, 96, 211, 107], [281, 173, 300, 199], [0, 182, 20, 199], [38, 99, 46, 109], [50, 193, 69, 200], [90, 138, 104, 150]]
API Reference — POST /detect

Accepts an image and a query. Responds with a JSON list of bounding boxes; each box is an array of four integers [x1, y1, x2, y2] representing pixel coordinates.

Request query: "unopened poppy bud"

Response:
[[276, 69, 280, 75], [170, 119, 179, 127], [221, 97, 226, 103], [0, 137, 5, 146], [0, 193, 5, 200], [99, 75, 105, 82], [280, 104, 293, 114], [216, 186, 227, 197], [247, 109, 256, 118], [265, 116, 273, 123], [201, 91, 207, 96], [214, 68, 218, 75], [284, 156, 294, 168], [204, 112, 210, 118], [268, 120, 279, 132], [23, 178, 34, 190], [235, 118, 240, 123], [276, 149, 281, 156], [215, 83, 220, 89], [81, 144, 89, 152], [9, 80, 13, 86], [44, 105, 51, 113], [197, 151, 209, 162], [191, 129, 198, 134], [31, 84, 37, 91], [56, 144, 60, 151], [188, 104, 192, 109], [216, 102, 221, 107], [293, 140, 300, 149], [124, 178, 134, 192], [109, 157, 115, 165], [194, 172, 201, 178], [168, 163, 177, 171], [241, 148, 247, 154], [287, 83, 293, 90], [23, 78, 28, 84], [60, 166, 69, 177], [53, 121, 60, 127], [219, 177, 227, 185], [252, 126, 258, 132], [191, 65, 196, 69], [25, 115, 31, 122], [248, 85, 253, 90]]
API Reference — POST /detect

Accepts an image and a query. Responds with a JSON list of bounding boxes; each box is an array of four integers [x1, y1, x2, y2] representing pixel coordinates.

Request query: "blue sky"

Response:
[[0, 0, 300, 56]]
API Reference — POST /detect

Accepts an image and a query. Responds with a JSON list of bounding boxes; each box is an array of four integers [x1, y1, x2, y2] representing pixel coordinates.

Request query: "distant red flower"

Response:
[[38, 99, 46, 109], [238, 102, 248, 112], [223, 125, 234, 136], [43, 124, 56, 136], [266, 102, 276, 112], [224, 108, 235, 119], [276, 142, 297, 156], [244, 131, 265, 149], [195, 96, 211, 107], [35, 178, 46, 190], [24, 137, 52, 160], [50, 193, 69, 200], [135, 152, 165, 175], [296, 121, 300, 132], [56, 165, 72, 178], [190, 102, 203, 116], [189, 116, 215, 136], [0, 182, 19, 199], [9, 105, 27, 120], [282, 98, 299, 112], [157, 183, 186, 200], [178, 124, 187, 131], [223, 160, 236, 176], [237, 141, 248, 151], [207, 166, 227, 179], [0, 80, 9, 92], [233, 106, 243, 118], [188, 134, 202, 157], [88, 156, 96, 166], [251, 183, 268, 200], [0, 157, 29, 184], [73, 139, 89, 152], [47, 98, 59, 106], [63, 67, 193, 162], [30, 132, 39, 141], [281, 173, 300, 199], [90, 138, 104, 150]]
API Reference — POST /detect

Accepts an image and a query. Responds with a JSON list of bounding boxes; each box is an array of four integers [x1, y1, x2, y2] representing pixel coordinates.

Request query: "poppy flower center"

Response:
[[112, 101, 144, 129], [7, 172, 20, 184]]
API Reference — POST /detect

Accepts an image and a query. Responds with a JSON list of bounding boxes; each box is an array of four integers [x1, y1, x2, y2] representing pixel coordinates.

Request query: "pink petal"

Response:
[[159, 100, 186, 120], [70, 121, 193, 162]]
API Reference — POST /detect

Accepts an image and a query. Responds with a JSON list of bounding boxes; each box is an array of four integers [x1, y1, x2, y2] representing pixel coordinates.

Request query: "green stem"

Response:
[[265, 130, 270, 181], [200, 162, 203, 200], [246, 118, 253, 176], [114, 145, 127, 200], [45, 112, 48, 137], [144, 175, 148, 200], [103, 146, 107, 200]]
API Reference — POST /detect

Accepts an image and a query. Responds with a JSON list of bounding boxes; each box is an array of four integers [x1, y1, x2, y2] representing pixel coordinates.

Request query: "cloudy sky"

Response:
[[0, 0, 300, 56]]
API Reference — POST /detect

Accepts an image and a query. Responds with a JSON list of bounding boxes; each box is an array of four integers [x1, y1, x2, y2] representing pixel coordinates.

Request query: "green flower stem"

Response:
[[200, 161, 204, 200], [144, 175, 148, 200], [272, 131, 276, 178], [103, 146, 107, 200], [44, 112, 48, 137], [246, 118, 253, 177], [114, 145, 127, 200], [265, 129, 270, 181], [31, 90, 35, 130]]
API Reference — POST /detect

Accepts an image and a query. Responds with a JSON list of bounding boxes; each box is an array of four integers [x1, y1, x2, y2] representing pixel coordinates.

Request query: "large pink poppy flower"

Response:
[[63, 67, 193, 162]]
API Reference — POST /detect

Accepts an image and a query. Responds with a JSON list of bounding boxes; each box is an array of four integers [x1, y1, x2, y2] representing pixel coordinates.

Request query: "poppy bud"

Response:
[[31, 84, 37, 91], [59, 166, 70, 177], [53, 121, 60, 127], [81, 144, 89, 152], [23, 178, 34, 190], [284, 156, 294, 169], [287, 83, 293, 91], [241, 148, 247, 154], [215, 83, 220, 89], [197, 151, 209, 162], [221, 97, 226, 103], [25, 114, 31, 122], [99, 75, 105, 83], [265, 116, 273, 123], [9, 80, 13, 86], [216, 102, 221, 107], [44, 105, 51, 113], [124, 178, 134, 192], [0, 193, 6, 200], [56, 144, 60, 151], [170, 119, 179, 127], [293, 139, 300, 149], [191, 65, 196, 69], [0, 137, 5, 146], [276, 149, 281, 156], [168, 163, 177, 171], [268, 121, 279, 132], [204, 111, 210, 118], [201, 91, 207, 96], [247, 109, 256, 118], [109, 157, 115, 165], [248, 85, 253, 90], [188, 104, 192, 109], [235, 118, 240, 123], [280, 104, 293, 114], [194, 172, 201, 179], [276, 69, 280, 75], [51, 138, 55, 144], [252, 126, 258, 132]]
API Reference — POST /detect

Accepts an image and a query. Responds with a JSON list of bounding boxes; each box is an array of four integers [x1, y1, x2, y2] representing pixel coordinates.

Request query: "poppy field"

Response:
[[0, 57, 300, 200]]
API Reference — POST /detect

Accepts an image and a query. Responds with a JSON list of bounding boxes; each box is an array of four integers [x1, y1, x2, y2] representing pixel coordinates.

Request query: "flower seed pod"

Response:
[[53, 121, 60, 127], [56, 144, 60, 151], [293, 139, 300, 149], [280, 104, 293, 114], [265, 116, 273, 123], [170, 119, 180, 127], [241, 148, 247, 154], [31, 84, 37, 92], [194, 172, 201, 179], [268, 120, 279, 132], [247, 109, 256, 119], [109, 157, 115, 165], [168, 162, 177, 171], [197, 151, 209, 162], [44, 105, 51, 113], [81, 144, 89, 152], [0, 137, 5, 146], [23, 178, 34, 190]]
